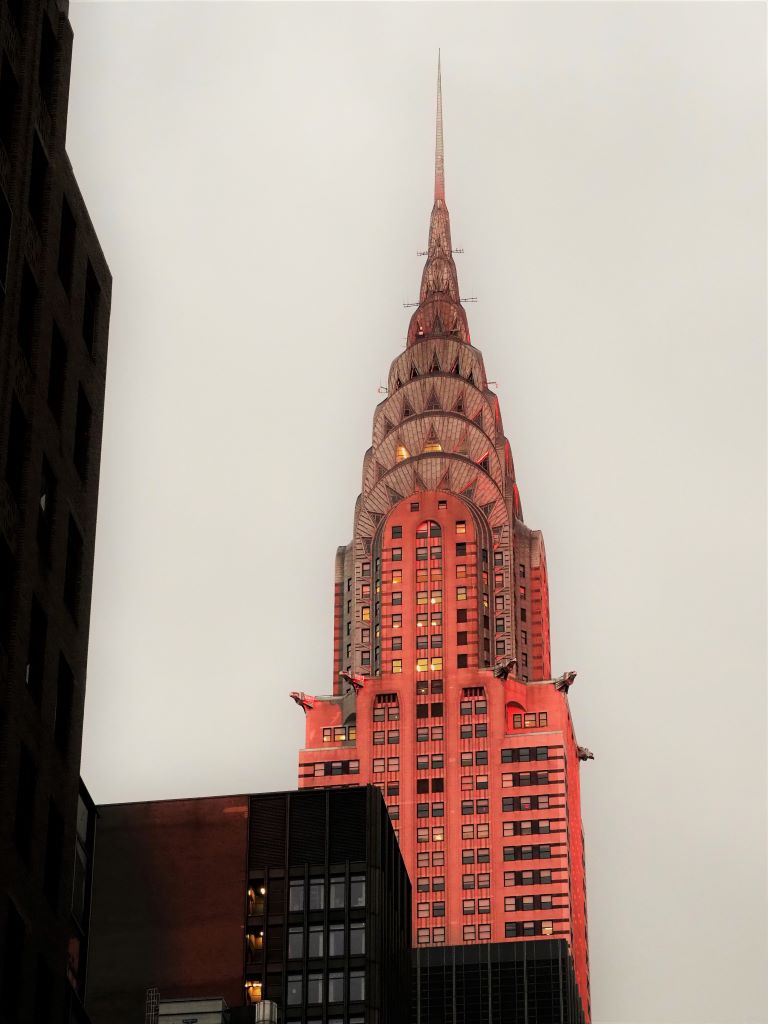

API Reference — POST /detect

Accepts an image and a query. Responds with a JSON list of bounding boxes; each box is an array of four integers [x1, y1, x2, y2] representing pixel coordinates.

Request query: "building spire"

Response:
[[435, 50, 445, 202]]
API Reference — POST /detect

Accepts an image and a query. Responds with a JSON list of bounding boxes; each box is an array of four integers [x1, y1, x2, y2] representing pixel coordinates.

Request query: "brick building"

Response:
[[86, 786, 411, 1024], [295, 59, 591, 1022], [0, 0, 111, 1020]]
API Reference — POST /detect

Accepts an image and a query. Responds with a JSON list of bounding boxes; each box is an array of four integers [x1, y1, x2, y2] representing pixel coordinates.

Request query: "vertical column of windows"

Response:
[[459, 690, 492, 930]]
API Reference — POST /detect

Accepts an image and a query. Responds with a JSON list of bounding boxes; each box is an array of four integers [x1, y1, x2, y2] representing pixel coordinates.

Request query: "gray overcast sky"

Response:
[[66, 3, 765, 1023]]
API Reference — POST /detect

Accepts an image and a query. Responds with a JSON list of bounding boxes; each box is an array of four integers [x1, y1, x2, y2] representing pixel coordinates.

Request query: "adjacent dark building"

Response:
[[87, 786, 411, 1024], [0, 0, 111, 1020], [414, 940, 586, 1024]]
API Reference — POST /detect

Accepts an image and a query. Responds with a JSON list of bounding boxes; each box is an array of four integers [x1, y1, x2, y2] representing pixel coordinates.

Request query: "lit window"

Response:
[[416, 658, 428, 672], [423, 440, 442, 453], [392, 570, 402, 583], [456, 563, 467, 577], [362, 607, 370, 621], [457, 587, 467, 601], [396, 445, 409, 462], [417, 591, 428, 605], [432, 827, 444, 842], [392, 659, 402, 674], [431, 590, 442, 604], [456, 521, 466, 534]]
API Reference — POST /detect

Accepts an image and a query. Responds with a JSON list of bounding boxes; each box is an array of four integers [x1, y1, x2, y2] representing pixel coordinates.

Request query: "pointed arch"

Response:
[[426, 386, 441, 412], [429, 350, 442, 373], [453, 393, 465, 414], [410, 364, 420, 380]]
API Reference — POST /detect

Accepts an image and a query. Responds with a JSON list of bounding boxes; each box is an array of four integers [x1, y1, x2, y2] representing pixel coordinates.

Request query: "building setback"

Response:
[[86, 786, 412, 1024], [295, 59, 591, 1022], [0, 0, 110, 1021]]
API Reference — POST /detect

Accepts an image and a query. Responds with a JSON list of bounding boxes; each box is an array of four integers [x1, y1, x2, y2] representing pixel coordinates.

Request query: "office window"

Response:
[[477, 823, 489, 838], [392, 591, 402, 606], [505, 922, 518, 938], [387, 730, 399, 744], [461, 800, 473, 815], [416, 728, 428, 742], [416, 658, 428, 672], [432, 876, 445, 891], [475, 723, 488, 738], [372, 758, 385, 773], [456, 586, 467, 601], [373, 731, 384, 745], [431, 634, 443, 648], [350, 875, 365, 908], [417, 803, 429, 818], [309, 878, 324, 910], [476, 750, 488, 765], [462, 825, 474, 840], [478, 873, 490, 889], [417, 591, 428, 605], [476, 800, 489, 814], [392, 659, 402, 674], [432, 851, 445, 867], [289, 880, 304, 912], [462, 874, 475, 890], [328, 972, 344, 1003], [391, 525, 402, 538], [392, 547, 402, 561], [308, 924, 326, 958], [387, 757, 399, 771], [328, 923, 344, 956], [460, 724, 472, 739], [431, 726, 443, 740], [350, 922, 365, 955], [462, 849, 475, 864], [417, 853, 429, 868], [432, 802, 444, 817], [392, 613, 402, 627], [478, 924, 491, 940], [417, 877, 429, 892], [416, 547, 428, 561], [417, 928, 430, 944], [460, 752, 473, 767], [417, 828, 429, 843], [431, 754, 443, 768], [432, 827, 444, 841], [416, 635, 428, 650], [432, 901, 445, 917], [288, 929, 303, 958], [431, 589, 442, 604], [463, 900, 475, 916], [478, 899, 491, 915], [287, 976, 302, 1006]]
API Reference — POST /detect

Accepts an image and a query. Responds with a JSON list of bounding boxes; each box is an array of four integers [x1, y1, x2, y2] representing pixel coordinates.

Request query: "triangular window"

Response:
[[429, 351, 441, 373], [426, 387, 441, 412], [467, 369, 475, 386], [450, 358, 461, 376], [403, 400, 414, 418], [410, 364, 420, 380], [454, 394, 465, 414]]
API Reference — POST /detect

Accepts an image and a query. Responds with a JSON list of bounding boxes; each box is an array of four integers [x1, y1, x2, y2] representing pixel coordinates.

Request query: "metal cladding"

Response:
[[297, 57, 591, 1024]]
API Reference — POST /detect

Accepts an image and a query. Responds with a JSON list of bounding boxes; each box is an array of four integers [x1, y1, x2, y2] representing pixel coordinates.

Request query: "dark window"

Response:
[[391, 547, 402, 561], [64, 517, 83, 619], [432, 777, 444, 792], [54, 654, 74, 753], [520, 608, 526, 622], [391, 525, 402, 538], [457, 654, 468, 668], [17, 261, 37, 356], [416, 778, 428, 793], [14, 744, 37, 861], [83, 260, 100, 352], [432, 901, 445, 917], [0, 187, 11, 291], [457, 631, 468, 645], [57, 197, 76, 293], [476, 750, 488, 765], [417, 803, 428, 818], [5, 395, 27, 501], [456, 542, 467, 556], [288, 880, 304, 912], [329, 876, 345, 908], [28, 134, 48, 230], [416, 703, 428, 719], [309, 878, 324, 910], [0, 57, 19, 150], [349, 970, 365, 1002], [431, 702, 443, 718], [350, 922, 365, 955], [350, 875, 365, 907], [43, 801, 64, 907], [25, 597, 46, 704]]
